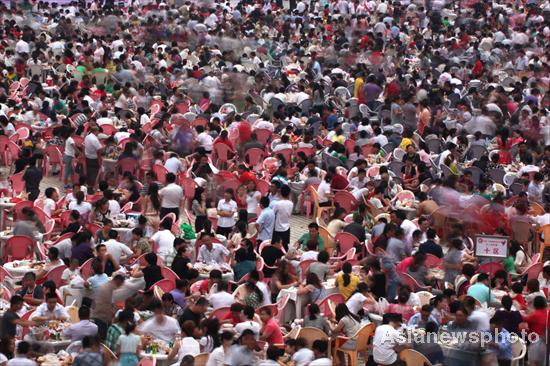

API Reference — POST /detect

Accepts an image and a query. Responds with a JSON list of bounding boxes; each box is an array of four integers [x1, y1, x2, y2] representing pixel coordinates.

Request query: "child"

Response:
[[116, 321, 141, 366]]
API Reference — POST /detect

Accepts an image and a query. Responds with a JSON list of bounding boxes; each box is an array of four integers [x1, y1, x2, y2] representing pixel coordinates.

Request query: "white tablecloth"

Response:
[[4, 260, 43, 279]]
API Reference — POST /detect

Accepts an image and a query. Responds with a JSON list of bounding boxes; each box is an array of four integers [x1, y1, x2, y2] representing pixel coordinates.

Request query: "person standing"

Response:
[[91, 275, 125, 340], [216, 189, 238, 238], [159, 173, 184, 220], [255, 197, 275, 243], [22, 157, 42, 201], [84, 126, 103, 189], [272, 185, 294, 250]]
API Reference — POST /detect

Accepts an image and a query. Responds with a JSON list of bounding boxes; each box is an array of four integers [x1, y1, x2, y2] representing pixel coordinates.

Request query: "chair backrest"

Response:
[[333, 191, 358, 214], [523, 262, 543, 282], [295, 327, 329, 348], [117, 158, 139, 177], [209, 306, 231, 320], [194, 353, 209, 366], [152, 164, 169, 185], [299, 260, 317, 281], [476, 262, 504, 277], [334, 232, 360, 255], [400, 349, 433, 366], [39, 265, 67, 287], [244, 148, 265, 168], [254, 128, 272, 145], [511, 338, 526, 362], [318, 293, 346, 318], [354, 323, 376, 352], [424, 254, 443, 268], [9, 172, 25, 195], [397, 272, 424, 291], [416, 291, 434, 306], [150, 278, 175, 292], [13, 200, 34, 220], [160, 266, 180, 283], [4, 235, 34, 263], [80, 258, 95, 279], [213, 143, 233, 164], [275, 148, 293, 163]]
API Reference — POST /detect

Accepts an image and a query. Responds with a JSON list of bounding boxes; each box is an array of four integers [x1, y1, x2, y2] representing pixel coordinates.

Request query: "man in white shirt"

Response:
[[149, 220, 176, 257], [234, 306, 261, 339], [197, 233, 229, 264], [84, 126, 103, 188], [216, 189, 238, 237], [43, 187, 59, 217], [15, 38, 30, 55], [164, 153, 184, 174], [30, 293, 69, 321], [272, 135, 293, 152], [103, 231, 133, 263], [158, 173, 183, 220], [7, 342, 36, 366], [138, 303, 180, 342], [196, 125, 213, 152], [272, 185, 294, 250], [209, 281, 235, 309], [287, 339, 314, 366], [373, 313, 408, 365]]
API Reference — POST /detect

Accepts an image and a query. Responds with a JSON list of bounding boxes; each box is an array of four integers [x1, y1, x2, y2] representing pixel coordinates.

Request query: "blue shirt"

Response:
[[256, 207, 275, 241], [492, 328, 513, 360], [467, 282, 496, 305], [170, 289, 186, 308], [407, 313, 439, 328], [89, 274, 109, 289]]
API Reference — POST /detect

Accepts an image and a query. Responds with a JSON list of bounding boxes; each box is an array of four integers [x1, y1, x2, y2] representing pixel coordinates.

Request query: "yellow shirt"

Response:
[[335, 272, 360, 300], [332, 135, 346, 145], [354, 78, 364, 98]]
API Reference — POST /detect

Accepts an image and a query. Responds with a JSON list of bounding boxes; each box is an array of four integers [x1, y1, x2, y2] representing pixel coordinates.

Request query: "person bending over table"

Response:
[[30, 292, 69, 322]]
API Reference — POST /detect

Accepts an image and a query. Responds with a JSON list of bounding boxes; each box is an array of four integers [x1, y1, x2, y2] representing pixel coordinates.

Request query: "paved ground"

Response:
[[40, 176, 313, 242]]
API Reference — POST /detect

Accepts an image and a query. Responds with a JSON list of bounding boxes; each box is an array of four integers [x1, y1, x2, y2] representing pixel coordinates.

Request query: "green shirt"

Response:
[[104, 323, 123, 352], [298, 233, 325, 251]]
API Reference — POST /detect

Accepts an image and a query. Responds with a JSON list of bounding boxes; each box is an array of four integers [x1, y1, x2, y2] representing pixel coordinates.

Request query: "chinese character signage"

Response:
[[474, 235, 509, 259]]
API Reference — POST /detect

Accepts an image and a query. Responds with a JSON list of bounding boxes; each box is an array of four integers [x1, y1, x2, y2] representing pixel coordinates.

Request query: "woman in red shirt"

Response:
[[259, 307, 284, 345], [523, 296, 548, 365]]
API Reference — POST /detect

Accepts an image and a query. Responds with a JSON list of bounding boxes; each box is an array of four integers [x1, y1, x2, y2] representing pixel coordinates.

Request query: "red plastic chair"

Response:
[[179, 175, 196, 209], [152, 164, 169, 185], [9, 171, 25, 195], [80, 258, 94, 279], [0, 135, 11, 165], [6, 140, 21, 165], [254, 128, 272, 145], [116, 158, 139, 178], [256, 303, 278, 317], [344, 139, 356, 155], [149, 278, 176, 292], [476, 262, 504, 277], [0, 267, 13, 281], [255, 180, 270, 196], [42, 146, 64, 177], [333, 191, 359, 214], [33, 206, 51, 225], [334, 232, 361, 256], [135, 253, 164, 266], [160, 266, 180, 283], [244, 148, 265, 170], [87, 222, 103, 236], [120, 202, 134, 213], [519, 262, 543, 282], [424, 254, 443, 268], [20, 310, 35, 339], [299, 259, 317, 281], [190, 280, 205, 294], [37, 265, 67, 287], [318, 293, 346, 318], [275, 148, 292, 163], [397, 272, 430, 292], [295, 147, 315, 157], [209, 306, 231, 319], [3, 235, 35, 263], [213, 143, 234, 168], [100, 124, 117, 135], [12, 200, 34, 220]]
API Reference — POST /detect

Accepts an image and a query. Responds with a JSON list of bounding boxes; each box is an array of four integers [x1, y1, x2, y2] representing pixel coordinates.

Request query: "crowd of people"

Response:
[[0, 0, 548, 365]]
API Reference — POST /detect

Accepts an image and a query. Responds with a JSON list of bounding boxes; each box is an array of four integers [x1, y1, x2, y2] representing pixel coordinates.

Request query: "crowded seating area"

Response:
[[0, 0, 548, 365]]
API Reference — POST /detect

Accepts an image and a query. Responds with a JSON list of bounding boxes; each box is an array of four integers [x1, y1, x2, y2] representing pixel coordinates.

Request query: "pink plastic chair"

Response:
[[424, 254, 443, 268], [334, 232, 361, 256], [100, 124, 116, 135], [275, 148, 293, 163], [116, 158, 139, 178], [152, 164, 169, 185], [80, 258, 95, 279], [244, 148, 265, 170], [295, 147, 315, 157], [254, 128, 272, 145], [8, 171, 25, 195], [135, 253, 163, 266], [3, 235, 35, 263], [299, 259, 317, 281], [213, 143, 234, 168], [255, 180, 270, 196], [42, 146, 64, 177], [318, 293, 346, 318], [37, 265, 67, 287], [120, 202, 134, 213], [333, 191, 359, 214], [397, 272, 430, 292], [160, 266, 180, 282], [519, 262, 543, 282], [150, 279, 176, 292], [476, 262, 504, 277], [209, 306, 231, 320]]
